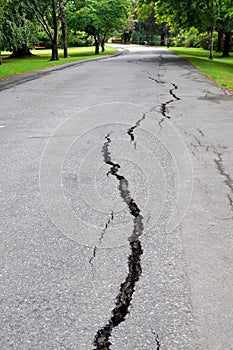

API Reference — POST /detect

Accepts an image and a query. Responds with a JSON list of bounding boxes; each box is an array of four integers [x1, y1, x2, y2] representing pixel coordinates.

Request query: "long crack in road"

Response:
[[93, 123, 145, 349]]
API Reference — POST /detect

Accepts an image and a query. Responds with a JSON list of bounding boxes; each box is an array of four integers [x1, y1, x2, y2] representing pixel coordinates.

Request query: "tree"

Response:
[[136, 2, 169, 45], [24, 0, 60, 60], [0, 1, 37, 58], [60, 0, 68, 58], [154, 0, 233, 58], [70, 0, 129, 54], [220, 0, 233, 56], [155, 0, 222, 58]]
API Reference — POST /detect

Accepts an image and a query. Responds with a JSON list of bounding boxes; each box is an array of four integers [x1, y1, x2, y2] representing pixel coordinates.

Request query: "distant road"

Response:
[[0, 44, 232, 350]]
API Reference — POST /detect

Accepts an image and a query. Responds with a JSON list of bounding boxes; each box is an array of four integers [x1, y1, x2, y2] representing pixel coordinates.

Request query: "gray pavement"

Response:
[[0, 44, 233, 350]]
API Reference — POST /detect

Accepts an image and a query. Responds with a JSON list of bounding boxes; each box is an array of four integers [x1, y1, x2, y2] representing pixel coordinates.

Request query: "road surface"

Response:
[[0, 44, 233, 350]]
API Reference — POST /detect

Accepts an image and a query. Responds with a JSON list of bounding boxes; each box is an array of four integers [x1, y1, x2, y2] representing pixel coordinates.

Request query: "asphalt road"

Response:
[[0, 44, 233, 350]]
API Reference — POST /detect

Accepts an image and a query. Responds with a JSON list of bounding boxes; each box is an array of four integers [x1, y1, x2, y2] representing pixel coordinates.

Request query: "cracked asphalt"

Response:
[[0, 44, 233, 350]]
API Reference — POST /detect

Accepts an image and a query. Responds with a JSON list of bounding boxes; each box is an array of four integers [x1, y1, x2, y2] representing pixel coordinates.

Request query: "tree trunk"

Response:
[[50, 0, 59, 61], [160, 33, 165, 46], [95, 41, 100, 54], [216, 30, 224, 52], [94, 35, 100, 54], [222, 32, 231, 57], [0, 52, 2, 65], [51, 39, 59, 60], [101, 36, 106, 52], [9, 44, 34, 58], [60, 1, 68, 58], [209, 26, 214, 60]]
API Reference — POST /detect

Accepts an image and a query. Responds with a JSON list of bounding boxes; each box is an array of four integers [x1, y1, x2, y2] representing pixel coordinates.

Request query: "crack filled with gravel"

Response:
[[93, 134, 144, 350], [158, 83, 180, 127], [127, 113, 145, 149]]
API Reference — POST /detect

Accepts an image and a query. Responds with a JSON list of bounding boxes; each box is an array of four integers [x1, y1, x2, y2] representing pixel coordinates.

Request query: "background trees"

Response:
[[153, 0, 233, 58], [69, 0, 129, 54], [0, 1, 38, 58], [0, 0, 232, 62]]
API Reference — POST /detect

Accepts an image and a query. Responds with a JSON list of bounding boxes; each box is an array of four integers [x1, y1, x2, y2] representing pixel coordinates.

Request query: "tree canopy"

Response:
[[68, 0, 130, 53], [0, 0, 233, 61]]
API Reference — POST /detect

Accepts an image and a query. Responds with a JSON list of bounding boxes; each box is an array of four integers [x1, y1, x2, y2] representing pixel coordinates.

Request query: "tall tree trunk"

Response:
[[51, 39, 59, 60], [60, 1, 68, 58], [9, 44, 34, 58], [101, 36, 106, 52], [0, 52, 2, 65], [160, 33, 165, 46], [209, 26, 214, 60], [50, 0, 59, 61], [222, 32, 231, 57], [94, 35, 100, 54], [216, 30, 224, 52]]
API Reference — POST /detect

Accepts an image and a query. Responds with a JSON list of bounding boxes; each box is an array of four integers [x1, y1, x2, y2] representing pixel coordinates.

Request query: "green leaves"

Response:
[[71, 0, 130, 35]]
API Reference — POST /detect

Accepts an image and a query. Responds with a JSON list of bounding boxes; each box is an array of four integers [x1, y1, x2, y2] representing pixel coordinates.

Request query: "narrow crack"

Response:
[[214, 152, 233, 192], [152, 330, 161, 349], [127, 113, 145, 149], [99, 211, 114, 244], [89, 211, 114, 268], [149, 76, 165, 84], [214, 151, 233, 213], [93, 134, 144, 349], [197, 128, 204, 137], [227, 194, 233, 211], [193, 135, 205, 149], [169, 83, 180, 101], [89, 245, 97, 269]]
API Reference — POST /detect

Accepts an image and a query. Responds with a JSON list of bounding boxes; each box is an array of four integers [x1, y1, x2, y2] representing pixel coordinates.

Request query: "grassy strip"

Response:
[[170, 47, 233, 91], [0, 46, 117, 79]]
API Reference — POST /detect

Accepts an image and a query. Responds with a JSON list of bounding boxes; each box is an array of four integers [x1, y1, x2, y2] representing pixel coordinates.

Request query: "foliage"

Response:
[[0, 1, 38, 51], [172, 28, 219, 50], [69, 0, 130, 52], [67, 31, 94, 47], [154, 0, 233, 57]]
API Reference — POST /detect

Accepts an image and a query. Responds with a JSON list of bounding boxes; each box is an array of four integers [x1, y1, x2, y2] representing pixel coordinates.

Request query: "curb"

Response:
[[0, 49, 126, 92]]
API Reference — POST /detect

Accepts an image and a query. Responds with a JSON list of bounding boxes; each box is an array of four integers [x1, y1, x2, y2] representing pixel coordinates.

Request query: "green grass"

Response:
[[170, 47, 233, 91], [0, 46, 117, 79]]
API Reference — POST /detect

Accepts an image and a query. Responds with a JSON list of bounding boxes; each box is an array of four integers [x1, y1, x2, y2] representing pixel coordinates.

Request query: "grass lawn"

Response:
[[170, 47, 233, 92], [0, 46, 117, 79]]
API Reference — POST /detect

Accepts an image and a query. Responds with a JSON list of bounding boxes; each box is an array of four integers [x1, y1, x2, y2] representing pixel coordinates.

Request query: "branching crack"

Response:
[[127, 113, 145, 149], [159, 82, 180, 128], [93, 133, 144, 349]]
